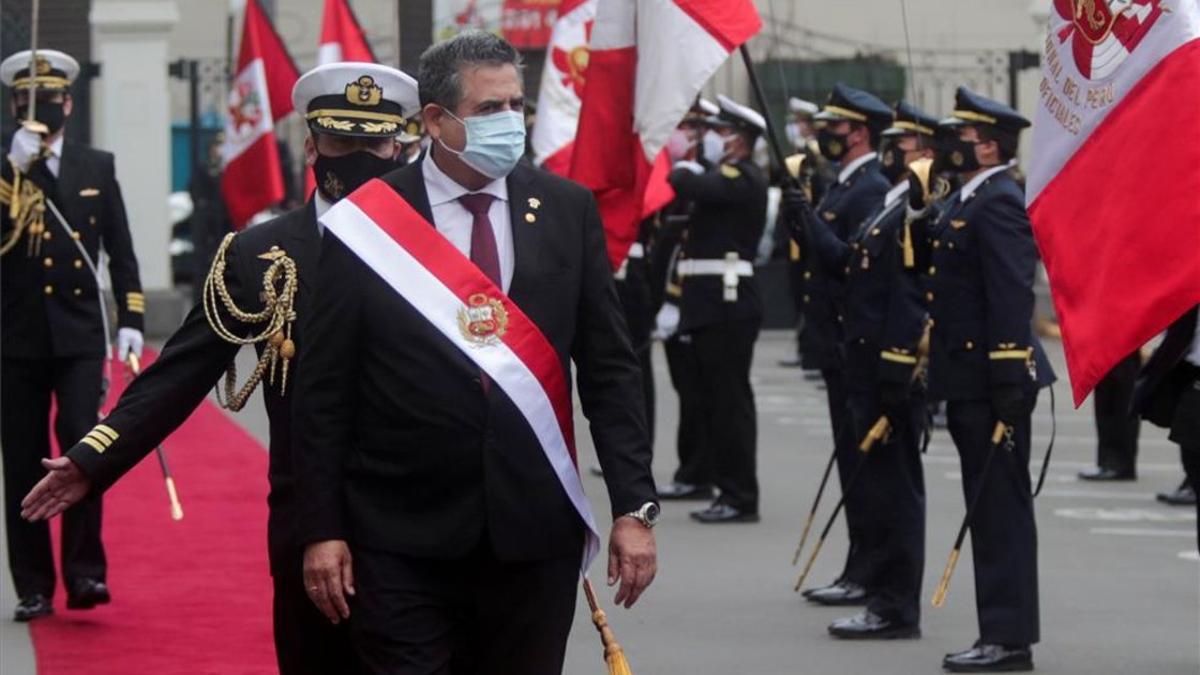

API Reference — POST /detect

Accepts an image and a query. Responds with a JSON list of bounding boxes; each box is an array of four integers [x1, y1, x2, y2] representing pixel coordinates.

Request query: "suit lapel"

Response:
[[504, 165, 542, 304], [385, 162, 435, 224], [55, 141, 84, 226], [289, 202, 321, 292]]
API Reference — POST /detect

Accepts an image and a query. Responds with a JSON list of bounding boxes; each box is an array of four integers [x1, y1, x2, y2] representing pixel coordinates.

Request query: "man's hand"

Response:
[[21, 457, 90, 521], [303, 540, 355, 624], [117, 327, 144, 363], [607, 516, 657, 609]]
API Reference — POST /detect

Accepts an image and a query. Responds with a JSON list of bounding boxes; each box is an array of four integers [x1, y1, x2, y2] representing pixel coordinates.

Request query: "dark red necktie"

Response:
[[458, 193, 501, 286]]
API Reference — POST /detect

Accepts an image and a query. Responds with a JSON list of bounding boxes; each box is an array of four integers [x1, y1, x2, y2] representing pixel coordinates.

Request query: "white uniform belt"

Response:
[[627, 242, 645, 259], [677, 259, 753, 277]]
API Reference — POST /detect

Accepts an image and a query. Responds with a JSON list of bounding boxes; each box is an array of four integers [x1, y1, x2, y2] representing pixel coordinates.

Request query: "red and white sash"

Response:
[[319, 179, 601, 569]]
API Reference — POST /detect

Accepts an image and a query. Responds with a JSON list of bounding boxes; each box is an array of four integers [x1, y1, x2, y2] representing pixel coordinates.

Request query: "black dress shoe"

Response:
[[801, 578, 841, 599], [13, 594, 53, 622], [1156, 482, 1197, 506], [805, 580, 867, 606], [657, 482, 716, 501], [1078, 466, 1136, 481], [943, 643, 1033, 672], [66, 578, 111, 610], [828, 610, 920, 640], [689, 502, 759, 523]]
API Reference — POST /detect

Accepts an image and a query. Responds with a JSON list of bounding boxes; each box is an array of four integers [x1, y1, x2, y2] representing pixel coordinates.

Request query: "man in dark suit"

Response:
[[667, 95, 768, 524], [793, 83, 893, 605], [0, 49, 144, 622], [294, 32, 658, 674], [1133, 305, 1200, 538], [18, 62, 420, 673], [786, 101, 937, 639], [910, 88, 1056, 673]]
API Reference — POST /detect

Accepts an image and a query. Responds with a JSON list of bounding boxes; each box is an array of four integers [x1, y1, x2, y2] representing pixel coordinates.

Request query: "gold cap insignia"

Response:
[[346, 75, 382, 107], [35, 57, 52, 76], [458, 293, 509, 347]]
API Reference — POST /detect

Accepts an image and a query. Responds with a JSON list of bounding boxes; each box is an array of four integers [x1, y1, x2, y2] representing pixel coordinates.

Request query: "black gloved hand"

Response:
[[907, 173, 927, 212], [780, 186, 810, 240], [879, 381, 909, 417], [990, 384, 1027, 425]]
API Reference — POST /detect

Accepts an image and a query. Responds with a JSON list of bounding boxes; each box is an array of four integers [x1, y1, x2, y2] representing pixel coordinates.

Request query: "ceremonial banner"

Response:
[[220, 0, 300, 228], [319, 179, 602, 569], [568, 0, 762, 269], [1028, 0, 1200, 405], [530, 0, 595, 175]]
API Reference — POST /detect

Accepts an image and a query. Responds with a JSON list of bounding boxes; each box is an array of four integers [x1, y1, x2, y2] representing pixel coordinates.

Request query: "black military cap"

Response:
[[882, 100, 939, 138], [814, 83, 892, 131], [939, 86, 1030, 132]]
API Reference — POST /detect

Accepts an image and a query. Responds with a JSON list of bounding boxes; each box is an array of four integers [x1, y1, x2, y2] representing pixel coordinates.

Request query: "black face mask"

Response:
[[879, 140, 909, 184], [16, 102, 67, 136], [313, 150, 395, 201], [817, 127, 849, 162], [936, 136, 981, 174]]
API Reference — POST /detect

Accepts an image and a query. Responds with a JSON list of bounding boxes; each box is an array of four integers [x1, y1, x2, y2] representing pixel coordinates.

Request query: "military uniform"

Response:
[[0, 50, 143, 616], [794, 83, 892, 594], [913, 88, 1054, 671], [669, 95, 767, 521], [52, 62, 421, 672], [614, 217, 656, 444]]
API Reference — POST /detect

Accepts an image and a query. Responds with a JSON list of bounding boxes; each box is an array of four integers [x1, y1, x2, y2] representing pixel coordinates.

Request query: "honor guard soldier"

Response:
[[614, 218, 656, 445], [793, 82, 892, 604], [786, 101, 939, 638], [909, 87, 1055, 673], [0, 49, 145, 622], [20, 63, 420, 674], [655, 99, 719, 501], [668, 95, 768, 523], [780, 96, 828, 371]]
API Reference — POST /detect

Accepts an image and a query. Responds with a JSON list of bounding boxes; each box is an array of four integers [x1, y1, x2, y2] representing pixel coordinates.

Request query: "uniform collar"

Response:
[[884, 181, 909, 208], [47, 134, 64, 159], [959, 160, 1016, 202], [422, 148, 508, 207], [837, 152, 877, 184]]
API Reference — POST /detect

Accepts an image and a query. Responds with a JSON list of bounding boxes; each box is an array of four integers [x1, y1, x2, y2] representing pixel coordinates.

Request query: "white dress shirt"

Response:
[[46, 135, 64, 178], [837, 151, 877, 184], [959, 160, 1018, 202], [313, 191, 333, 235], [422, 152, 514, 292]]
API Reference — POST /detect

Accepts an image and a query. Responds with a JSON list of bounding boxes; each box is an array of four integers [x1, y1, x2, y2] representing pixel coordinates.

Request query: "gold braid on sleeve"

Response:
[[0, 160, 48, 258], [202, 232, 299, 411]]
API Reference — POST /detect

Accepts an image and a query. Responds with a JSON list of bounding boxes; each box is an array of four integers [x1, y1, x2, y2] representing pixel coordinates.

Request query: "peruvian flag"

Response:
[[305, 0, 377, 196], [530, 0, 595, 176], [568, 0, 762, 269], [1028, 0, 1200, 405], [220, 0, 300, 229]]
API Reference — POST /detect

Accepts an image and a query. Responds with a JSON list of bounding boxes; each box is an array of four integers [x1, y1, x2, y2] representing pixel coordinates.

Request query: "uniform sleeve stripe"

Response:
[[880, 351, 918, 364], [988, 349, 1031, 360], [92, 425, 119, 442], [83, 431, 114, 448], [79, 436, 107, 453]]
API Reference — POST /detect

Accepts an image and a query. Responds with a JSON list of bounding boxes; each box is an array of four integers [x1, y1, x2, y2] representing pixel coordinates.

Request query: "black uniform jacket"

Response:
[[667, 158, 767, 333], [292, 160, 657, 563], [1133, 305, 1198, 427], [806, 186, 927, 393], [796, 156, 889, 370], [1, 140, 143, 358], [913, 170, 1055, 401], [65, 205, 320, 573]]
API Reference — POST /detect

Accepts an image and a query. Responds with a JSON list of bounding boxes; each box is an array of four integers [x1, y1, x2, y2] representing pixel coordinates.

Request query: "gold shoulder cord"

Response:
[[203, 232, 299, 411], [0, 160, 48, 258]]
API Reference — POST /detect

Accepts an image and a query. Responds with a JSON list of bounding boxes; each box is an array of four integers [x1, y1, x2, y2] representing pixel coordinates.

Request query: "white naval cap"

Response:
[[698, 98, 720, 117], [1, 49, 80, 91], [712, 94, 766, 134], [292, 62, 420, 138], [788, 97, 819, 117]]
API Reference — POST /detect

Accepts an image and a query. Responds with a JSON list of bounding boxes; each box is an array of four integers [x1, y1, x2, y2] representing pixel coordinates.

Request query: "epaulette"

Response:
[[0, 162, 48, 257], [202, 232, 299, 410]]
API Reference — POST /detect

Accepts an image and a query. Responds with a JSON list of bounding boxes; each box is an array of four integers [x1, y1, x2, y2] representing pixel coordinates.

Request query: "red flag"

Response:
[[568, 0, 761, 269], [220, 0, 300, 228], [1027, 0, 1200, 405]]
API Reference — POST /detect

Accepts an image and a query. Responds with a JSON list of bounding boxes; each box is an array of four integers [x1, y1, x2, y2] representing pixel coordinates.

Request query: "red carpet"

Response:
[[29, 350, 277, 674]]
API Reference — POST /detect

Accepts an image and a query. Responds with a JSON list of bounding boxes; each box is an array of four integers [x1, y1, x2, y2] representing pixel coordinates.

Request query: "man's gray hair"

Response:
[[418, 30, 524, 110]]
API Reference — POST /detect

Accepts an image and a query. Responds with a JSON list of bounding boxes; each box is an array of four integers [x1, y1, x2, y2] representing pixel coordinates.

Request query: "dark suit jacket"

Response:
[[65, 205, 320, 573], [914, 171, 1055, 401], [1133, 305, 1199, 427], [293, 159, 656, 563], [1, 140, 143, 358]]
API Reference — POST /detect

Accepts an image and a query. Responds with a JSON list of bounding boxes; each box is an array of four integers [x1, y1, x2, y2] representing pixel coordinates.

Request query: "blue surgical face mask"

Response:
[[439, 108, 526, 179]]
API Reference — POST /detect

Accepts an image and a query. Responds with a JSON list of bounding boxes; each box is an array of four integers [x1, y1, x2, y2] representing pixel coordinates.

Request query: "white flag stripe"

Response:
[[589, 0, 635, 50], [530, 0, 596, 165], [316, 42, 342, 66], [220, 58, 274, 166], [320, 198, 602, 570]]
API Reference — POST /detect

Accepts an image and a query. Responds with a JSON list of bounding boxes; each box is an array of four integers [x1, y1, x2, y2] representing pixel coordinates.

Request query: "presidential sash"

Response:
[[319, 179, 601, 569]]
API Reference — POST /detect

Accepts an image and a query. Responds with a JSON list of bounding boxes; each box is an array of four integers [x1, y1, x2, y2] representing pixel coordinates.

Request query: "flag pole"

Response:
[[737, 44, 791, 183]]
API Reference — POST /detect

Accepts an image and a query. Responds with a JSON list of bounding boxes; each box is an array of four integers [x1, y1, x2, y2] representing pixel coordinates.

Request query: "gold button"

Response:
[[43, 257, 53, 268], [43, 285, 53, 295], [926, 291, 935, 302], [802, 294, 810, 303], [965, 341, 975, 350], [947, 242, 955, 250], [858, 338, 866, 344], [74, 259, 83, 269], [803, 271, 811, 280], [89, 216, 97, 225], [71, 231, 81, 240], [843, 266, 851, 275], [933, 240, 941, 249], [74, 288, 82, 296], [928, 266, 936, 275], [837, 314, 844, 322], [524, 213, 536, 223], [871, 228, 881, 236], [42, 231, 52, 241]]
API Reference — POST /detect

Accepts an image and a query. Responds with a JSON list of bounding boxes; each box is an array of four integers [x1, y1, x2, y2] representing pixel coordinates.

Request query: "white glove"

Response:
[[8, 126, 44, 174], [651, 302, 681, 341], [117, 327, 144, 363]]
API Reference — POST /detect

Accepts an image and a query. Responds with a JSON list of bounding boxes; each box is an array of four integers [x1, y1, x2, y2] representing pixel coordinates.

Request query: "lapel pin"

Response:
[[528, 197, 541, 209]]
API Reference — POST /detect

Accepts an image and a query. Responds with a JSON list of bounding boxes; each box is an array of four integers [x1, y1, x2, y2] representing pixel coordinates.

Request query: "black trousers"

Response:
[[664, 335, 712, 486], [690, 319, 760, 512], [847, 390, 926, 627], [822, 368, 872, 586], [273, 556, 357, 675], [946, 396, 1040, 646], [349, 543, 581, 675], [1166, 367, 1200, 544], [1092, 351, 1141, 474], [1, 356, 106, 599]]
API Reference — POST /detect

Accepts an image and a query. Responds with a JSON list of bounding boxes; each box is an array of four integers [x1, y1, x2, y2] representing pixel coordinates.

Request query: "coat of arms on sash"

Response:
[[458, 293, 509, 346]]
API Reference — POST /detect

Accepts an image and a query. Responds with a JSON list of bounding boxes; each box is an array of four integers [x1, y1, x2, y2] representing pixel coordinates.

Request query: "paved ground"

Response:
[[3, 331, 1197, 674]]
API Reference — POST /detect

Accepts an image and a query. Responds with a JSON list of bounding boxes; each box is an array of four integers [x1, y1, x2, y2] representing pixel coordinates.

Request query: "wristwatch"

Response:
[[623, 501, 660, 529]]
